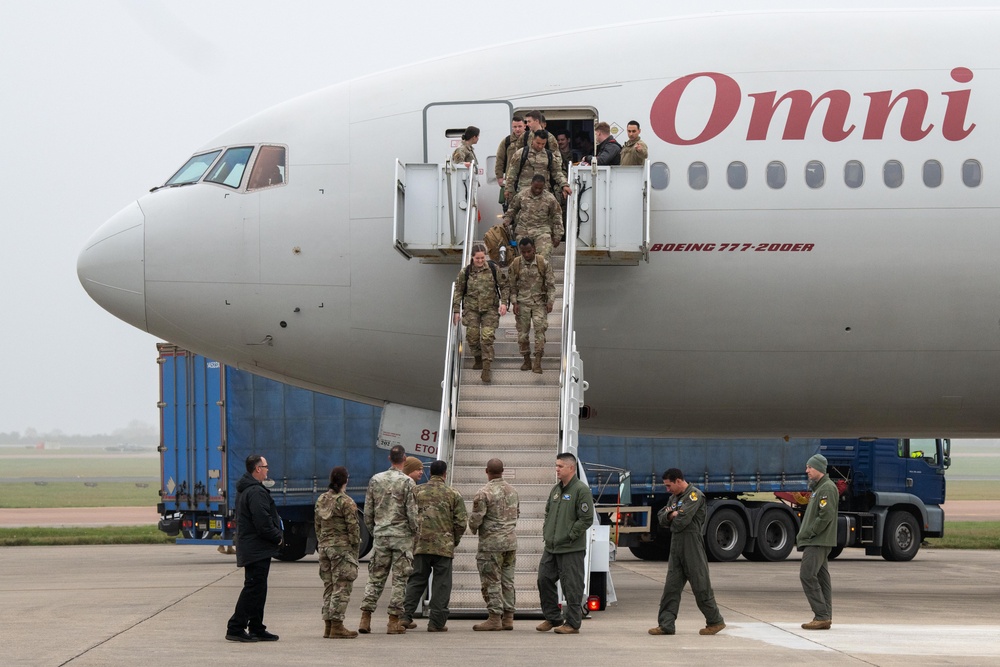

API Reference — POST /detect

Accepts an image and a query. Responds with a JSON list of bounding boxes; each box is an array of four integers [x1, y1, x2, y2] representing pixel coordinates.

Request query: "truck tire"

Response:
[[755, 509, 796, 561], [275, 521, 309, 562], [705, 508, 746, 562], [357, 509, 373, 559], [827, 546, 843, 560], [881, 510, 920, 561]]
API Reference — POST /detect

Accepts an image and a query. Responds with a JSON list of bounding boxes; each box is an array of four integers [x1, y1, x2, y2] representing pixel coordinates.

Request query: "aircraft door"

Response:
[[424, 101, 513, 230]]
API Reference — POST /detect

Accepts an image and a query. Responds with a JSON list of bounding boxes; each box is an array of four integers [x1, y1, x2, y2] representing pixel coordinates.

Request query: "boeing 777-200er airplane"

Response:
[[78, 9, 1000, 438]]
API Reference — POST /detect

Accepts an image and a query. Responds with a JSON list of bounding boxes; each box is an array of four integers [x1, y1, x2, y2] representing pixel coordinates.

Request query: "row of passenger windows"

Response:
[[649, 159, 984, 191]]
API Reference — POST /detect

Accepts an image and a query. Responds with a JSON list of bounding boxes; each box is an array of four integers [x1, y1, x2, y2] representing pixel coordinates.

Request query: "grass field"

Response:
[[925, 522, 1000, 550], [0, 525, 172, 547], [944, 480, 1000, 500], [0, 454, 157, 478], [0, 482, 160, 508]]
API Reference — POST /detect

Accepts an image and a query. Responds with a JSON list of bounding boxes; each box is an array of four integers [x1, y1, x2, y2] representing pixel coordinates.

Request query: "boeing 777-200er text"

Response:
[[78, 9, 1000, 438]]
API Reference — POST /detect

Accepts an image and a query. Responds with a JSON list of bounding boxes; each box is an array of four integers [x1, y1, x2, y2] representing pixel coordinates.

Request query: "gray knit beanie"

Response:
[[806, 453, 828, 474]]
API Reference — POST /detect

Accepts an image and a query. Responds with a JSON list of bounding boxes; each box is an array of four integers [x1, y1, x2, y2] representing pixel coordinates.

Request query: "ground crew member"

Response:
[[468, 458, 520, 631], [452, 243, 509, 383], [315, 466, 360, 639], [225, 454, 283, 643], [359, 445, 419, 635], [648, 468, 726, 636], [797, 453, 839, 630], [399, 460, 467, 632], [508, 237, 555, 374], [452, 126, 479, 166], [581, 121, 621, 166], [504, 129, 571, 203], [537, 453, 594, 635], [619, 120, 649, 166]]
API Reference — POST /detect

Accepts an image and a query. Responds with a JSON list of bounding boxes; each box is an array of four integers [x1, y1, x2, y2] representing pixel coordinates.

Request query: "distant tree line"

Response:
[[0, 421, 157, 447]]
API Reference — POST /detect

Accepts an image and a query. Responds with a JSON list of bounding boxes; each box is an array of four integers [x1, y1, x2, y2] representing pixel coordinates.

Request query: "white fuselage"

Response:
[[79, 9, 1000, 437]]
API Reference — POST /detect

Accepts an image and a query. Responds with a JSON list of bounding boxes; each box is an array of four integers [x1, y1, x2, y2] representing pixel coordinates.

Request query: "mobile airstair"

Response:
[[393, 159, 650, 615]]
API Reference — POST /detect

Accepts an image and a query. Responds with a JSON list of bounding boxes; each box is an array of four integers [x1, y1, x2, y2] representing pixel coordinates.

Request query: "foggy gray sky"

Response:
[[0, 0, 990, 435]]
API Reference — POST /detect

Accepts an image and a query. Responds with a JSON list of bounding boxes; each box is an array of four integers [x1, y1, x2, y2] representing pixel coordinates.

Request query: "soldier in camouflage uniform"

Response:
[[399, 460, 468, 631], [504, 174, 563, 260], [315, 466, 360, 639], [648, 468, 725, 637], [468, 458, 520, 631], [359, 445, 419, 635], [620, 120, 649, 166], [451, 125, 479, 166], [508, 236, 556, 373], [495, 115, 526, 206], [453, 243, 510, 383], [504, 130, 571, 205]]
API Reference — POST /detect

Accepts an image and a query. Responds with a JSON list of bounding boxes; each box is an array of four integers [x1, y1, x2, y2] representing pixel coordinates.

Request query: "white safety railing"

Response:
[[436, 164, 480, 471], [559, 171, 588, 461]]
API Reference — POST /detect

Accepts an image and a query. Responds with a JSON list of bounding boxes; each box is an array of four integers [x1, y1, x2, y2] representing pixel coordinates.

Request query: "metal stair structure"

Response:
[[394, 158, 646, 616]]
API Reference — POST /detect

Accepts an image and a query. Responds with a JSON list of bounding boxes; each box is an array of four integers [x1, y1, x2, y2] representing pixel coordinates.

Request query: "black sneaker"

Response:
[[250, 630, 279, 642], [225, 631, 258, 643]]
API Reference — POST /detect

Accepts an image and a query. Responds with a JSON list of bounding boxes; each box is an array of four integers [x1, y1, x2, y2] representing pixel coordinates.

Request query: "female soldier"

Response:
[[452, 244, 509, 383], [315, 466, 360, 638], [452, 125, 480, 166]]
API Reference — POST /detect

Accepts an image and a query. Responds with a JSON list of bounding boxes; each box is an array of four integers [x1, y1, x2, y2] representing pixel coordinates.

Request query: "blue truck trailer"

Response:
[[579, 436, 950, 562], [155, 343, 411, 560]]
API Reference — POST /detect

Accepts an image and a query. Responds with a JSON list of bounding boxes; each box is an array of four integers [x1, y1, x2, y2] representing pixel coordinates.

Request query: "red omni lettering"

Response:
[[650, 68, 976, 145]]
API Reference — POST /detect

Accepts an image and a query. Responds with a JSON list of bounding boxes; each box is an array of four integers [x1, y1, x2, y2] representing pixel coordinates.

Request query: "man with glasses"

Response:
[[226, 454, 284, 642]]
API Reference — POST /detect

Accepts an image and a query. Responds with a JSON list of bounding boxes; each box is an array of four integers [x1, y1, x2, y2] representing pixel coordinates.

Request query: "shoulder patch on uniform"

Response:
[[689, 491, 698, 502], [581, 502, 589, 513], [819, 498, 828, 508]]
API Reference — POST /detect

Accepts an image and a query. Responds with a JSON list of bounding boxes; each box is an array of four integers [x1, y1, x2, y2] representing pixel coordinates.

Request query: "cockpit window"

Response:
[[205, 146, 254, 188], [247, 145, 287, 190], [165, 150, 222, 186]]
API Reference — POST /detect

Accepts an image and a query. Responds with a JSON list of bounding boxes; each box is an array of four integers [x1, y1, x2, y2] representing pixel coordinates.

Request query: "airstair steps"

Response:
[[437, 252, 566, 616]]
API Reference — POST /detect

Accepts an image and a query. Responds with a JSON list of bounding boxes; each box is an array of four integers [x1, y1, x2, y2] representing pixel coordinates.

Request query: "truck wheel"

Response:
[[275, 522, 309, 562], [881, 511, 920, 561], [755, 510, 795, 561], [357, 509, 373, 559], [705, 508, 746, 562], [827, 546, 843, 560]]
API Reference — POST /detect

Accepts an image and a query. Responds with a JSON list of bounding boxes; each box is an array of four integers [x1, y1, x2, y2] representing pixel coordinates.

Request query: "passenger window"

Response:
[[650, 162, 669, 190], [688, 162, 708, 190], [844, 160, 864, 189], [922, 160, 942, 188], [805, 161, 825, 189], [205, 146, 254, 189], [727, 162, 747, 189], [883, 160, 903, 188], [766, 161, 786, 189], [165, 150, 222, 186], [247, 146, 286, 191], [963, 159, 982, 187]]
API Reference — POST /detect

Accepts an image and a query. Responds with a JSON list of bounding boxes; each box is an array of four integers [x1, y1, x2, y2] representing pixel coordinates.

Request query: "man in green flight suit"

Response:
[[648, 468, 726, 636], [797, 453, 839, 630]]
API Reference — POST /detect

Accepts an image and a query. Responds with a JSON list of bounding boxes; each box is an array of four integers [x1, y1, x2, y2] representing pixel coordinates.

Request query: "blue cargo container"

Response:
[[156, 344, 422, 560]]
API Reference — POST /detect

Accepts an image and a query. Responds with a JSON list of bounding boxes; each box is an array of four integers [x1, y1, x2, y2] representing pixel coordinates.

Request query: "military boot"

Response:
[[481, 359, 492, 383], [472, 355, 483, 370], [532, 352, 543, 374], [328, 621, 358, 639], [502, 611, 514, 630], [387, 615, 406, 634], [520, 352, 532, 371], [399, 617, 417, 629], [324, 619, 332, 638], [358, 610, 371, 634], [473, 613, 503, 631]]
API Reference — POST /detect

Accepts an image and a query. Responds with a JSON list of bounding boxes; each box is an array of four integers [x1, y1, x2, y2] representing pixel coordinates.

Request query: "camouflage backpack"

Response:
[[483, 223, 517, 267]]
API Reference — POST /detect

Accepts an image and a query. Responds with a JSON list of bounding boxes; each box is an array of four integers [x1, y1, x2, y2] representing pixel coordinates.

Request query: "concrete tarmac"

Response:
[[3, 545, 998, 667]]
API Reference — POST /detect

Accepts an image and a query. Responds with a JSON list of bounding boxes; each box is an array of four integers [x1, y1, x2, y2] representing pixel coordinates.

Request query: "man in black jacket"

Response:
[[581, 122, 621, 166], [226, 454, 284, 642]]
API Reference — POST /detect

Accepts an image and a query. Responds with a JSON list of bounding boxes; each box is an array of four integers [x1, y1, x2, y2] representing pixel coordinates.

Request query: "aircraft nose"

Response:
[[77, 201, 147, 331]]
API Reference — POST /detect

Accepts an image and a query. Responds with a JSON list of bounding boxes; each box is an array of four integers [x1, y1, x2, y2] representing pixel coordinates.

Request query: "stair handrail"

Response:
[[437, 164, 479, 472], [559, 169, 586, 460]]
